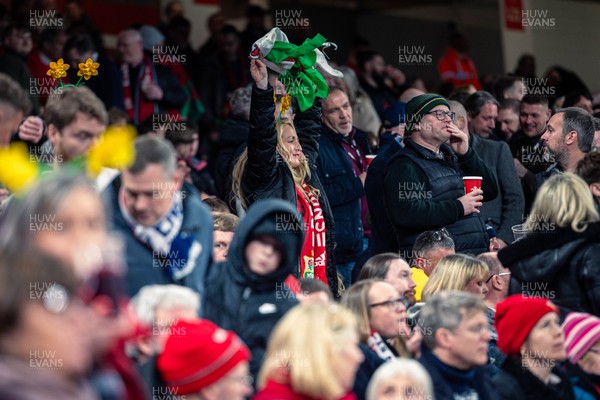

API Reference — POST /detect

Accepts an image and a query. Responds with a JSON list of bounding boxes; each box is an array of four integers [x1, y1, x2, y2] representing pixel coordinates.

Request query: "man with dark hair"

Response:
[[64, 33, 124, 110], [509, 95, 553, 210], [0, 24, 39, 114], [103, 135, 213, 298], [356, 50, 396, 119], [199, 25, 249, 125], [563, 90, 593, 114], [383, 93, 498, 256], [493, 76, 525, 102], [27, 29, 68, 105], [576, 151, 600, 210], [496, 99, 520, 141], [0, 73, 32, 148], [317, 87, 371, 288], [538, 107, 594, 187], [465, 91, 501, 141], [44, 86, 108, 165], [459, 97, 524, 249]]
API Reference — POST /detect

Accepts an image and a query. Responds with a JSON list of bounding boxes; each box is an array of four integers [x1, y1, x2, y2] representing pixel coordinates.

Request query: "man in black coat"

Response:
[[317, 87, 371, 287]]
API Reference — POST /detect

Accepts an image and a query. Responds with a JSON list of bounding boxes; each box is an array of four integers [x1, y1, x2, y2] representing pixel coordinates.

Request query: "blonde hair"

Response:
[[421, 254, 488, 301], [527, 173, 599, 233], [257, 303, 358, 399], [231, 121, 318, 210], [341, 279, 379, 342]]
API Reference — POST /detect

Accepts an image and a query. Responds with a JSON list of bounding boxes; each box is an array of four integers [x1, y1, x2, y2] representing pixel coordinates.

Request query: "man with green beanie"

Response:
[[382, 93, 498, 260]]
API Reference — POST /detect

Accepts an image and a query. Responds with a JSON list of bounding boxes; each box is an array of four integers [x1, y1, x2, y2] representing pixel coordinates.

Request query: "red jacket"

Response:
[[253, 379, 357, 400], [438, 47, 481, 90]]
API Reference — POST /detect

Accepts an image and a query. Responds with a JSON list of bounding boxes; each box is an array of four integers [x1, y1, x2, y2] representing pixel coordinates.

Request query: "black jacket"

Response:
[[418, 345, 498, 400], [202, 199, 302, 379], [353, 344, 386, 400], [214, 117, 249, 203], [383, 139, 498, 256], [241, 84, 339, 297], [498, 223, 600, 317], [493, 356, 575, 400], [365, 138, 403, 255], [316, 126, 370, 262]]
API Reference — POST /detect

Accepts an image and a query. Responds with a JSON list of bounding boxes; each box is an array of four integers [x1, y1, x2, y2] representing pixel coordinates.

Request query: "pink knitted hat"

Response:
[[562, 312, 600, 363]]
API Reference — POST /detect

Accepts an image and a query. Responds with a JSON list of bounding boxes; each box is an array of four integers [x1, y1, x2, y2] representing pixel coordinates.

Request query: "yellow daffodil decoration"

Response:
[[86, 125, 136, 178], [46, 57, 100, 88], [0, 143, 39, 193]]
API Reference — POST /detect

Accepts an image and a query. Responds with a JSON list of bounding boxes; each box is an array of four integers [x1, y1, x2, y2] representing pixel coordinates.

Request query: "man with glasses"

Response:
[[383, 93, 497, 257], [417, 291, 497, 400], [478, 252, 511, 373], [457, 97, 524, 249]]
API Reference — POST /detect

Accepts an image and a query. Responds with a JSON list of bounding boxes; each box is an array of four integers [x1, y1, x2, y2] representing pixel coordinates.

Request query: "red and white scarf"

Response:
[[295, 183, 327, 284], [367, 329, 396, 362], [121, 55, 158, 125]]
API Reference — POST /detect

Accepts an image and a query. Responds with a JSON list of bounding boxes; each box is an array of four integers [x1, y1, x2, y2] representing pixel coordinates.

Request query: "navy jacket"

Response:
[[202, 199, 302, 379], [103, 178, 213, 298], [316, 126, 370, 262], [365, 137, 403, 255], [418, 345, 498, 400]]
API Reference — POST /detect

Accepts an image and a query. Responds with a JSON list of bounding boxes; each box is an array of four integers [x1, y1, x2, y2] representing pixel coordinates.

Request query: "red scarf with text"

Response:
[[295, 183, 327, 284], [121, 55, 157, 125]]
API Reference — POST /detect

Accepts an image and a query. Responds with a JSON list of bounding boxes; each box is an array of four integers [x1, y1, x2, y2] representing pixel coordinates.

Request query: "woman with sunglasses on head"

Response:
[[342, 279, 418, 400]]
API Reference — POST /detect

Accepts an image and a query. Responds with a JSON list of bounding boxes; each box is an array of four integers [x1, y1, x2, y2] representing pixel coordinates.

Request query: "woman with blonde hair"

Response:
[[254, 303, 364, 400], [231, 58, 338, 297], [421, 253, 489, 301], [498, 173, 600, 316]]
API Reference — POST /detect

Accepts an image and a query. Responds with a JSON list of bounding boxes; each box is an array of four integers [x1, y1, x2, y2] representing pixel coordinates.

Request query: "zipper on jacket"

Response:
[[236, 287, 252, 333]]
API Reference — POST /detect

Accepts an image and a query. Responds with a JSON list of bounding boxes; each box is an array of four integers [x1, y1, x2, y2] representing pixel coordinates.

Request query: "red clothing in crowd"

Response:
[[438, 47, 481, 90], [254, 378, 357, 400]]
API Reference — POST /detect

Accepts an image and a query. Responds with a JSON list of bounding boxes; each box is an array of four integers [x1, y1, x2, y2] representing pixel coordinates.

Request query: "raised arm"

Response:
[[245, 59, 279, 194]]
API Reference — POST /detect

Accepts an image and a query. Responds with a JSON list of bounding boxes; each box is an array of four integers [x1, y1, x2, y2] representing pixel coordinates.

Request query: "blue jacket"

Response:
[[103, 177, 213, 298], [202, 199, 302, 379], [316, 126, 371, 262]]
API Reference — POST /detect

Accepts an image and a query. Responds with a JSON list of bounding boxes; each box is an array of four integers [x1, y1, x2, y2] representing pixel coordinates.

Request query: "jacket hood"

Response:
[[227, 199, 304, 287]]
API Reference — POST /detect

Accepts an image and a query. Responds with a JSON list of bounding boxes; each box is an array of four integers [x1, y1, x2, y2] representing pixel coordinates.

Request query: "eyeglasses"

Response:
[[369, 298, 408, 310], [485, 272, 511, 284], [426, 110, 456, 121], [432, 228, 450, 241]]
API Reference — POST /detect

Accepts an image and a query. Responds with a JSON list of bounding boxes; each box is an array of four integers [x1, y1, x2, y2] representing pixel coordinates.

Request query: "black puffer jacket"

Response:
[[498, 223, 600, 317], [241, 84, 339, 297], [202, 199, 302, 379]]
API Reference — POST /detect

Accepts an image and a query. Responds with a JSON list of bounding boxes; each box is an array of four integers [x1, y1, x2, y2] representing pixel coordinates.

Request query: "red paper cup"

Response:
[[463, 176, 482, 194], [365, 155, 376, 167]]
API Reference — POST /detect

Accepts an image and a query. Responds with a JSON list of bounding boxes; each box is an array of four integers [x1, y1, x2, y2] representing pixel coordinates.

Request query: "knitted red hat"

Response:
[[157, 319, 251, 395], [562, 312, 600, 363], [494, 295, 559, 356]]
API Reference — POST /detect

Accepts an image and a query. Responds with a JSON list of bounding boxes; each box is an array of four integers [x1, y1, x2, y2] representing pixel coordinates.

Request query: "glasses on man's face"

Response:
[[485, 272, 511, 284], [426, 110, 456, 121], [432, 228, 450, 241], [369, 297, 408, 310]]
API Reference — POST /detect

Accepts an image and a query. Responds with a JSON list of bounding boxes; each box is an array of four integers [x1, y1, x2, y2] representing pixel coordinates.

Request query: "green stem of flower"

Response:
[[75, 76, 84, 86]]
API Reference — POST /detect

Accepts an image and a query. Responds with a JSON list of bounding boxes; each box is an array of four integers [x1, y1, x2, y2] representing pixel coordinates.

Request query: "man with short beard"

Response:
[[537, 107, 594, 188], [356, 51, 396, 119]]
